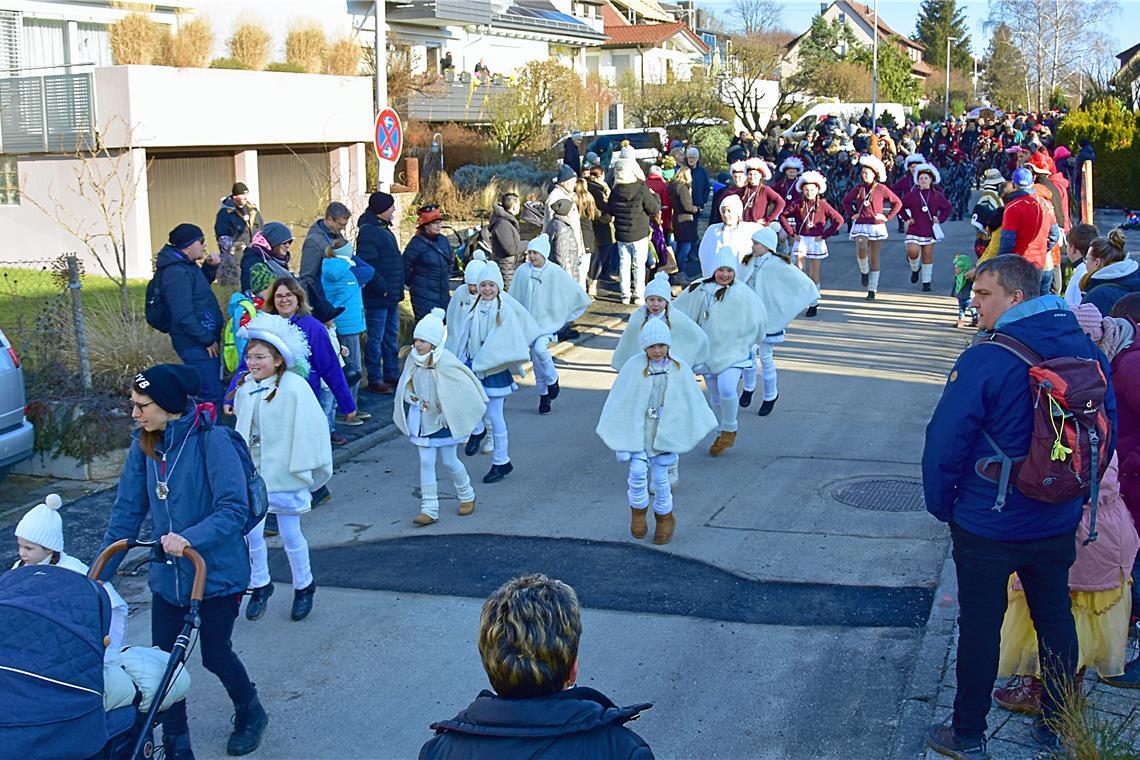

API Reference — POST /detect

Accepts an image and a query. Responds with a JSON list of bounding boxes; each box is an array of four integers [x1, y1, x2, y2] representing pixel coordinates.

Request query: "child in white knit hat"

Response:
[[596, 319, 717, 544], [234, 312, 333, 623], [395, 308, 489, 526], [673, 247, 766, 457], [508, 233, 590, 416], [447, 258, 495, 455], [12, 494, 129, 659]]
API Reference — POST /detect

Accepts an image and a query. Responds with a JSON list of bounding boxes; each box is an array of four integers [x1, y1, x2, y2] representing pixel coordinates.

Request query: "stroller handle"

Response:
[[89, 540, 208, 603]]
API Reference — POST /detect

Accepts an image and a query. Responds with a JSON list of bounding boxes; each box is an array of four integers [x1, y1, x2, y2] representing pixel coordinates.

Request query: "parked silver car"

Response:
[[0, 327, 34, 478]]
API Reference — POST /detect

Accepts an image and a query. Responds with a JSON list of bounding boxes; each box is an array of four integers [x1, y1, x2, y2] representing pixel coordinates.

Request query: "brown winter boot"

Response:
[[653, 512, 676, 545], [630, 507, 649, 539], [709, 430, 736, 457], [458, 500, 475, 516]]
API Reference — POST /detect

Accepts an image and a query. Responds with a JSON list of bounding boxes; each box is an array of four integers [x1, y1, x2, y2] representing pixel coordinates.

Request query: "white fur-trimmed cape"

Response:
[[673, 281, 766, 374], [508, 260, 590, 336], [610, 308, 709, 370]]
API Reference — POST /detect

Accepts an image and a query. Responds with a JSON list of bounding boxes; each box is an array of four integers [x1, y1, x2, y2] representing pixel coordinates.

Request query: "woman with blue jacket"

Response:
[[98, 364, 267, 759]]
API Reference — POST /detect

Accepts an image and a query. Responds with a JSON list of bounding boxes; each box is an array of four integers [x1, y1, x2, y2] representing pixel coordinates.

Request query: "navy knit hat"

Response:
[[168, 223, 205, 250], [231, 182, 249, 196], [368, 191, 395, 215], [1012, 167, 1034, 189], [134, 364, 200, 413], [554, 164, 577, 184], [262, 221, 293, 247]]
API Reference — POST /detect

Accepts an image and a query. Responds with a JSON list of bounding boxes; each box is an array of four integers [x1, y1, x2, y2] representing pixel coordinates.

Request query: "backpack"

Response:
[[144, 271, 171, 333], [196, 412, 269, 536], [222, 294, 258, 373], [975, 332, 1113, 543]]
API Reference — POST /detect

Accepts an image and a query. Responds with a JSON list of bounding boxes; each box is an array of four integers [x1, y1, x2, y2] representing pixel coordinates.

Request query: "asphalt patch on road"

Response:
[[270, 534, 932, 628]]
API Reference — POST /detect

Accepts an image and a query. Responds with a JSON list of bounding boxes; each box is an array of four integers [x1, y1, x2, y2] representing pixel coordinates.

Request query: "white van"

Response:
[[781, 102, 908, 141]]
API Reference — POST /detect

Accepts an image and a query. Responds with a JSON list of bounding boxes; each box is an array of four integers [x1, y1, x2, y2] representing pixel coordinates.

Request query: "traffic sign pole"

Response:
[[373, 106, 402, 190]]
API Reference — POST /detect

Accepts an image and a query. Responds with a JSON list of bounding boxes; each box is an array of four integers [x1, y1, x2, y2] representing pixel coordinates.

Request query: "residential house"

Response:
[[782, 0, 933, 83], [1113, 42, 1140, 107], [0, 2, 371, 278], [588, 2, 709, 87], [351, 0, 607, 124]]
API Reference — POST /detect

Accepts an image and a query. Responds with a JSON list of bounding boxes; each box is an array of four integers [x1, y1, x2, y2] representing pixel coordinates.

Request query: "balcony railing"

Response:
[[0, 71, 96, 153], [407, 78, 512, 123]]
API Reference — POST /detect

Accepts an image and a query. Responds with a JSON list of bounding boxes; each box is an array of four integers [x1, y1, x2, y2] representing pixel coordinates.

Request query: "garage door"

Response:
[[257, 150, 331, 241], [147, 153, 233, 257]]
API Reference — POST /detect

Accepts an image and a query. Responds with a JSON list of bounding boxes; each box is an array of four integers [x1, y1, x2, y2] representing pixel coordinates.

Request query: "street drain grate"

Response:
[[832, 478, 926, 512]]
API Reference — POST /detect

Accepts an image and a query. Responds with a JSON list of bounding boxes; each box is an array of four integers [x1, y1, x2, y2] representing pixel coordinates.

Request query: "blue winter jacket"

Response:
[[690, 163, 711, 209], [922, 296, 1117, 542], [1082, 259, 1140, 317], [356, 213, 405, 308], [420, 686, 653, 760], [154, 245, 223, 352], [97, 407, 251, 607], [321, 252, 372, 335]]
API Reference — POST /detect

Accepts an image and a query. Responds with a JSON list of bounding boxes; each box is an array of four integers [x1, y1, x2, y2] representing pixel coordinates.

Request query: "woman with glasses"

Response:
[[404, 205, 455, 323]]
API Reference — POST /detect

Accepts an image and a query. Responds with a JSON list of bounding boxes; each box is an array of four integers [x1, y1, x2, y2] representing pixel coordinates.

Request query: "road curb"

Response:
[[889, 542, 958, 759]]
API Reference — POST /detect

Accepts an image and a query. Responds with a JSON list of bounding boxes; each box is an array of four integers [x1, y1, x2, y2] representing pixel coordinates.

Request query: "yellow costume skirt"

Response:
[[998, 572, 1133, 678]]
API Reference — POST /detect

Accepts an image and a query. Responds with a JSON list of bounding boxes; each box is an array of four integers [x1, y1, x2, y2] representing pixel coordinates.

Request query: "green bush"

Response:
[[209, 57, 248, 70], [1055, 101, 1140, 208], [691, 127, 732, 174], [266, 61, 306, 73]]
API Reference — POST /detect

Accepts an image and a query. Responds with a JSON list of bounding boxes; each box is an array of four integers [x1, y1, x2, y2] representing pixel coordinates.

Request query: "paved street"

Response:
[[109, 219, 980, 759]]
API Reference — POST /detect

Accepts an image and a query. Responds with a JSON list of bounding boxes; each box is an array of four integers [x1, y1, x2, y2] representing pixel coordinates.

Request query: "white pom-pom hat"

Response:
[[711, 246, 739, 275], [241, 312, 312, 378], [795, 170, 828, 195], [858, 154, 887, 182], [912, 162, 942, 185], [639, 317, 672, 350], [414, 308, 447, 347], [644, 271, 673, 303], [16, 494, 64, 553], [778, 157, 805, 175]]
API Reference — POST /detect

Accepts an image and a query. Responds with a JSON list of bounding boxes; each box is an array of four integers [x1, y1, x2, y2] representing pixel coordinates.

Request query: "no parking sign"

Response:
[[374, 107, 403, 165]]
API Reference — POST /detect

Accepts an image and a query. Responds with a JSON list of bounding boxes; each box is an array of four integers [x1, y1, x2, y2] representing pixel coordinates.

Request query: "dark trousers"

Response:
[[364, 304, 400, 384], [950, 523, 1078, 742], [151, 593, 255, 736], [588, 243, 613, 282], [175, 345, 223, 410]]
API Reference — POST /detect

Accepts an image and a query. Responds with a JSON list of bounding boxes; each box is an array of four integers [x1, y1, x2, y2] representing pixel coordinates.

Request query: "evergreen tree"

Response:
[[785, 15, 858, 96], [981, 23, 1028, 111], [848, 42, 923, 108], [913, 0, 972, 71]]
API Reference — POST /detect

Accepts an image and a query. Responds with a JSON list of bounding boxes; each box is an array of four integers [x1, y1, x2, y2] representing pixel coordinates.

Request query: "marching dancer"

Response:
[[778, 170, 844, 317], [899, 163, 952, 292], [842, 155, 902, 300]]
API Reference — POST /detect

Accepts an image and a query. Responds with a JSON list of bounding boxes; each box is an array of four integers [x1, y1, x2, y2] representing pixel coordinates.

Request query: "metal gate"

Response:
[[257, 149, 331, 240], [146, 153, 233, 258]]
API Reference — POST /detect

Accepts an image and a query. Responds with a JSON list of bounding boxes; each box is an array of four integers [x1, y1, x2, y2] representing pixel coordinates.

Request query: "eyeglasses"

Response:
[[129, 400, 154, 413], [246, 353, 274, 362], [419, 204, 440, 213], [275, 292, 297, 300]]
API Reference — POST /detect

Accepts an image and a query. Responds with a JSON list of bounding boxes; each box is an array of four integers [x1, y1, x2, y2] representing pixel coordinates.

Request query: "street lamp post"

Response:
[[871, 0, 879, 130], [944, 36, 959, 120]]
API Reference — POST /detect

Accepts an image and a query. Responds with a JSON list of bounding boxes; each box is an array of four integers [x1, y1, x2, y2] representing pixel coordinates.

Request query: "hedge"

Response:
[[1055, 100, 1140, 209]]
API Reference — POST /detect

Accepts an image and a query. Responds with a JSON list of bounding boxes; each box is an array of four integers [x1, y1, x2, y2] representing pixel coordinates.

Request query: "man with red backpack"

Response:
[[922, 255, 1116, 758]]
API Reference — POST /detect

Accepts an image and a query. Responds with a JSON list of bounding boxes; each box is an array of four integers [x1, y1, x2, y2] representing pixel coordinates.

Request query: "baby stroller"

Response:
[[0, 540, 206, 759]]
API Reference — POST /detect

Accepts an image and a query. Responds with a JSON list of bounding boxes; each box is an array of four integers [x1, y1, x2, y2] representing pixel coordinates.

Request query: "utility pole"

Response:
[[374, 0, 387, 110], [944, 36, 959, 119], [870, 0, 879, 130]]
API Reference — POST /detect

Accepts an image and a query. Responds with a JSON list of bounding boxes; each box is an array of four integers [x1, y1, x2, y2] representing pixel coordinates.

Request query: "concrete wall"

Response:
[[94, 66, 374, 149], [589, 46, 702, 85]]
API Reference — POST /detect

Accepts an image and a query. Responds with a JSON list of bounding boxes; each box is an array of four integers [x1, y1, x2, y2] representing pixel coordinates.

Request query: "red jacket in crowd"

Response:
[[1000, 190, 1056, 268], [645, 173, 673, 232]]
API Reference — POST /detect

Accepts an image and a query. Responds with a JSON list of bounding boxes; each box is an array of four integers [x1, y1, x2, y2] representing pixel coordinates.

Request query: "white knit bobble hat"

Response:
[[414, 308, 446, 347], [16, 494, 64, 553], [711, 246, 739, 275], [464, 259, 488, 286], [644, 271, 673, 303], [751, 225, 779, 253], [639, 318, 672, 350], [719, 194, 744, 218], [527, 233, 551, 258], [479, 262, 505, 290]]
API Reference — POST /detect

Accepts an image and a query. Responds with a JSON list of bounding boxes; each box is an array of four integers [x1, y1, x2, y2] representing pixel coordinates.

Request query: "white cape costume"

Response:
[[610, 309, 709, 370], [596, 355, 717, 455], [393, 345, 489, 439], [739, 253, 818, 335], [460, 294, 541, 377], [697, 221, 761, 278], [444, 286, 479, 355], [508, 260, 590, 336], [235, 370, 333, 492], [673, 282, 766, 374]]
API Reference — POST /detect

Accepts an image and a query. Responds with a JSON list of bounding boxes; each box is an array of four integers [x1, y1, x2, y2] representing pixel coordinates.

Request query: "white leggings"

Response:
[[473, 396, 510, 465], [628, 452, 677, 514], [530, 336, 558, 396], [417, 444, 474, 518], [703, 367, 742, 432], [247, 514, 311, 590], [759, 343, 777, 401]]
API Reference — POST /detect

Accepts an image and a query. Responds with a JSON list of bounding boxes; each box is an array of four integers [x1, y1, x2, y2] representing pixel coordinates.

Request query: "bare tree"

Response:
[[730, 0, 783, 36], [719, 32, 790, 133], [986, 0, 1118, 110], [20, 119, 147, 319]]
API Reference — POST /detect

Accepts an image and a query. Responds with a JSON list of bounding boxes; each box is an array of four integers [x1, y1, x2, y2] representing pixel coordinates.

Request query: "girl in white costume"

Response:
[[508, 233, 590, 415], [738, 226, 819, 417], [673, 247, 766, 457], [611, 271, 709, 370], [596, 319, 717, 545], [457, 262, 541, 484], [394, 308, 489, 526], [234, 313, 333, 622], [446, 258, 495, 455], [697, 194, 760, 277]]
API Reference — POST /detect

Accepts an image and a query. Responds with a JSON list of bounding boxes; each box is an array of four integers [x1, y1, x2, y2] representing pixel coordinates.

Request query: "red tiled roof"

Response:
[[600, 2, 629, 27], [602, 20, 709, 52], [845, 1, 923, 51]]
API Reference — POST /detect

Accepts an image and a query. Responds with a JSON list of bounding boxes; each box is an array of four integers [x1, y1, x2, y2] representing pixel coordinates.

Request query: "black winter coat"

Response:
[[356, 213, 405, 308], [404, 231, 453, 320], [608, 182, 661, 243], [668, 182, 700, 243], [154, 245, 223, 352], [419, 686, 654, 760], [488, 204, 526, 291], [586, 179, 615, 248]]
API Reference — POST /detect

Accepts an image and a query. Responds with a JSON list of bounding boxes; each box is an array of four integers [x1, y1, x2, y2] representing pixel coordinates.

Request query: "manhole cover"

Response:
[[832, 478, 926, 512]]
